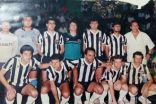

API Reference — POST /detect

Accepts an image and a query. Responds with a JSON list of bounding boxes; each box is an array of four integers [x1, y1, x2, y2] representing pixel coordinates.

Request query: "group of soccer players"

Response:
[[0, 15, 156, 104]]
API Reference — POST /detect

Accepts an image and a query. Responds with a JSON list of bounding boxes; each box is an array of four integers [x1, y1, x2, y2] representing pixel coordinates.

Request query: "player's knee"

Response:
[[62, 91, 70, 99], [122, 84, 128, 90], [7, 93, 16, 101], [41, 86, 49, 94], [30, 90, 38, 98], [95, 85, 103, 94], [74, 87, 83, 96], [129, 86, 138, 95], [103, 84, 109, 91]]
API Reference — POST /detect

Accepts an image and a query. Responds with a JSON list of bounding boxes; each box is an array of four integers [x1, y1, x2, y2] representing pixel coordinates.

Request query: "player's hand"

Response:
[[142, 87, 148, 97], [6, 85, 16, 99]]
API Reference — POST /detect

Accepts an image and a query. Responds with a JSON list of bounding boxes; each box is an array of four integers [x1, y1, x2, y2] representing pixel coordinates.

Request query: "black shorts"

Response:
[[78, 81, 93, 91], [55, 80, 68, 88]]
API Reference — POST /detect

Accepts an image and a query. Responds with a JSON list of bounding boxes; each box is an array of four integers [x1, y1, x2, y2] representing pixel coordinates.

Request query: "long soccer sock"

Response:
[[118, 90, 127, 101], [74, 93, 82, 104], [99, 91, 107, 103], [60, 96, 70, 104], [26, 96, 37, 104], [90, 92, 100, 103], [16, 93, 23, 104], [5, 98, 14, 104], [41, 94, 50, 104]]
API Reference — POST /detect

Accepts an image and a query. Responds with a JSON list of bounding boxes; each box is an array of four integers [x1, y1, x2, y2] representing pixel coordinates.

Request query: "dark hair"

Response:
[[130, 20, 139, 26], [112, 21, 121, 27], [45, 17, 56, 24], [67, 19, 78, 33], [84, 48, 95, 55], [133, 51, 144, 59], [111, 55, 123, 61], [50, 54, 62, 61], [20, 45, 34, 54], [90, 17, 99, 23]]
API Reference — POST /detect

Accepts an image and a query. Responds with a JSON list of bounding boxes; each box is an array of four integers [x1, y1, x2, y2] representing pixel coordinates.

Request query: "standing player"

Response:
[[100, 55, 128, 104], [127, 51, 156, 104], [15, 16, 40, 56], [40, 54, 73, 104], [15, 16, 41, 87], [125, 20, 155, 64], [82, 17, 106, 59], [105, 22, 127, 61], [71, 48, 103, 104], [0, 21, 18, 103], [38, 17, 64, 81], [0, 45, 39, 104]]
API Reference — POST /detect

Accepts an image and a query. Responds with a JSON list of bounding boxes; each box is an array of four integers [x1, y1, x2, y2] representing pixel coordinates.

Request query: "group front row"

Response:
[[0, 45, 156, 104]]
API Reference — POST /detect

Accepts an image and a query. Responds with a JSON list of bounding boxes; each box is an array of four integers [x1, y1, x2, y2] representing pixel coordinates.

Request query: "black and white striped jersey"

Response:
[[106, 34, 127, 58], [46, 60, 74, 85], [70, 58, 102, 83], [126, 62, 150, 85], [2, 56, 39, 87], [83, 29, 106, 57], [102, 65, 127, 83], [38, 31, 64, 57]]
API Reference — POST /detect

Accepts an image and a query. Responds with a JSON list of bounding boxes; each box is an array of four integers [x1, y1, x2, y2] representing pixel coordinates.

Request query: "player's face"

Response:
[[130, 22, 139, 32], [23, 17, 32, 28], [113, 24, 121, 33], [85, 50, 95, 63], [51, 59, 61, 71], [69, 22, 77, 32], [1, 22, 10, 32], [133, 55, 143, 65], [46, 20, 56, 31], [114, 59, 122, 70], [90, 21, 98, 30], [20, 51, 32, 63]]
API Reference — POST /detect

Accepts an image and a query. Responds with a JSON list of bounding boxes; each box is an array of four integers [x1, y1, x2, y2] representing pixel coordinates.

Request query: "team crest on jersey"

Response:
[[66, 38, 69, 41]]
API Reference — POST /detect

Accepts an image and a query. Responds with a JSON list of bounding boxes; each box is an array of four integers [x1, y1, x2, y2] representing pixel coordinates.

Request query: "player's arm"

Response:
[[49, 80, 60, 104]]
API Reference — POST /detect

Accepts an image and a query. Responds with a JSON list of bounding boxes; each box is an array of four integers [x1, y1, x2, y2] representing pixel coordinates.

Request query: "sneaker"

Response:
[[138, 96, 147, 104], [146, 98, 151, 104], [118, 100, 124, 104]]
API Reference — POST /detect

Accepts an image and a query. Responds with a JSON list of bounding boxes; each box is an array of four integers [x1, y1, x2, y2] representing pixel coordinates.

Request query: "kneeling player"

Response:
[[71, 48, 103, 104], [127, 52, 156, 104], [41, 54, 73, 104], [0, 45, 40, 104], [100, 55, 128, 104]]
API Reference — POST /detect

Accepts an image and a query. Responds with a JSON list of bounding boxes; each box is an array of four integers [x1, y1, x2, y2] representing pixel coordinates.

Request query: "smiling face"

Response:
[[20, 51, 32, 63], [113, 59, 122, 70], [133, 55, 143, 65], [51, 59, 61, 71], [130, 22, 139, 33], [1, 21, 11, 33], [46, 20, 56, 31]]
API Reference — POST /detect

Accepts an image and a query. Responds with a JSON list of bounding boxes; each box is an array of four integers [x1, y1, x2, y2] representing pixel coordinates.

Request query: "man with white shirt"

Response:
[[125, 20, 155, 64], [0, 21, 18, 103]]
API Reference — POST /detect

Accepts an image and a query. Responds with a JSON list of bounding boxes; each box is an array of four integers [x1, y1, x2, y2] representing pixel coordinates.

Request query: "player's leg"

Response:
[[74, 83, 84, 104], [60, 82, 70, 104], [128, 85, 138, 104], [87, 82, 103, 104], [21, 84, 38, 104], [99, 81, 109, 104], [5, 85, 16, 104], [40, 81, 51, 104]]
